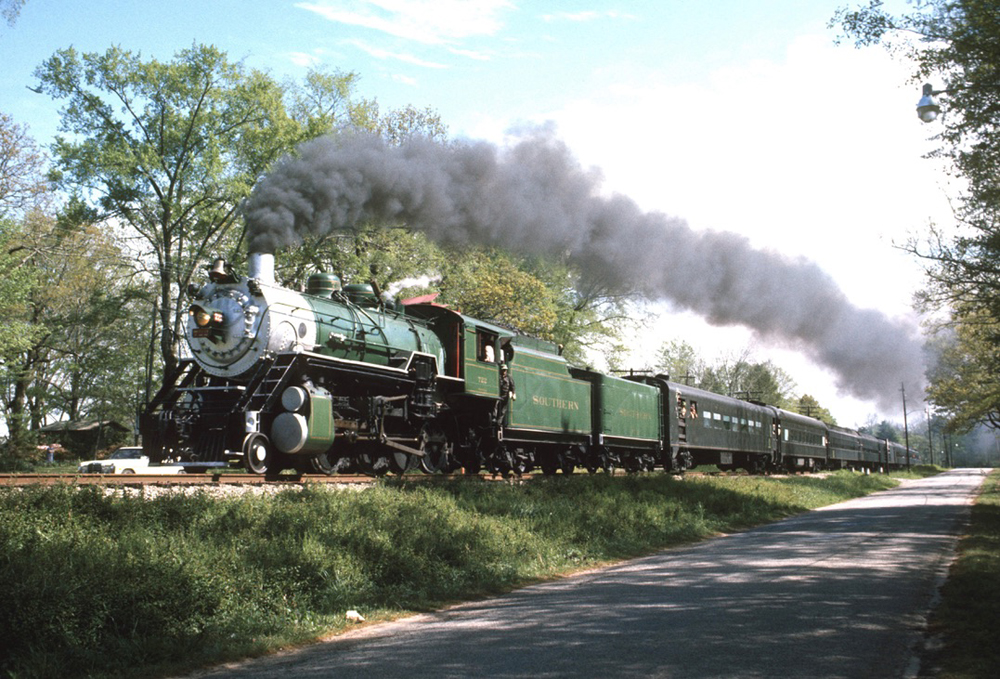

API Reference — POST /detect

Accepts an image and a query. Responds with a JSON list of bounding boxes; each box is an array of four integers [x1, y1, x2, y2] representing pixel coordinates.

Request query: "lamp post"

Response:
[[916, 83, 943, 123], [926, 407, 934, 466], [901, 382, 911, 471]]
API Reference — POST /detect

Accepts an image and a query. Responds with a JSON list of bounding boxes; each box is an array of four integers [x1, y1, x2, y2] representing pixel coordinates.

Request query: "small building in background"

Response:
[[37, 420, 131, 459]]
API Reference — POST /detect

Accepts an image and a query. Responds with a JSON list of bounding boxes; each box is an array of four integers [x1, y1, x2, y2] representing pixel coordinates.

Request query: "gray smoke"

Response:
[[243, 129, 925, 409]]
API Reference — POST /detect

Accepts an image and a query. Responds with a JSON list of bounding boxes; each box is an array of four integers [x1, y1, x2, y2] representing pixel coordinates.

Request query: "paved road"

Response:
[[191, 469, 987, 679]]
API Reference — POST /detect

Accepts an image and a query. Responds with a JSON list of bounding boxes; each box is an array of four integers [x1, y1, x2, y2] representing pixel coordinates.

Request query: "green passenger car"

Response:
[[828, 426, 863, 466], [773, 408, 828, 471], [669, 383, 774, 471]]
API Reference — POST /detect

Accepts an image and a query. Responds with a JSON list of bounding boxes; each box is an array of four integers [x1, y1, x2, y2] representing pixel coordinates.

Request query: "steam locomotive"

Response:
[[141, 252, 918, 475]]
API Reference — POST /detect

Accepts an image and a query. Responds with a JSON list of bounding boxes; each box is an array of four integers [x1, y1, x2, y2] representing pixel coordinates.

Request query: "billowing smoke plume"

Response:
[[243, 129, 925, 409]]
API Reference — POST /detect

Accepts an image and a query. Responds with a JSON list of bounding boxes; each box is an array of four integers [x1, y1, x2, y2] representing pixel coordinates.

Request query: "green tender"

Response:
[[572, 369, 661, 447], [507, 345, 591, 439]]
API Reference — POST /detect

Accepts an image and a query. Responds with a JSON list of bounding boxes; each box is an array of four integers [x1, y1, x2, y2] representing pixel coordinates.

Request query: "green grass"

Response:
[[0, 471, 904, 678], [923, 469, 1000, 678]]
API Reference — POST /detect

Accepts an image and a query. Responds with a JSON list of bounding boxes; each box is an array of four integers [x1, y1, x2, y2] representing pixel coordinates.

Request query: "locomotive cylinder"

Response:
[[271, 385, 336, 455]]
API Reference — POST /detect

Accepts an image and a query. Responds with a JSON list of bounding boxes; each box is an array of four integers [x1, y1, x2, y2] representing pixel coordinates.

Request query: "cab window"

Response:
[[477, 331, 498, 363]]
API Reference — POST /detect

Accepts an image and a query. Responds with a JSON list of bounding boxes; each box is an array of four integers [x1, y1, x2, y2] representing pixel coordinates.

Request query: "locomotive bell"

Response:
[[208, 258, 235, 283]]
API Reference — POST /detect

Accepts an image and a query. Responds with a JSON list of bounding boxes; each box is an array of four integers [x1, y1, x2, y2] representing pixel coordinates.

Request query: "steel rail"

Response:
[[0, 472, 526, 488]]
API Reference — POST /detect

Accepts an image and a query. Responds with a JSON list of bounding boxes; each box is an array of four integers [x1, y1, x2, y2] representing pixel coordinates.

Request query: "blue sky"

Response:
[[5, 1, 838, 142], [0, 0, 951, 425]]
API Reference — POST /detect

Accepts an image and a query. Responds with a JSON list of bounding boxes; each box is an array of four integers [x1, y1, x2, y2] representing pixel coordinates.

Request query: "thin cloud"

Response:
[[392, 73, 419, 86], [447, 46, 493, 61], [343, 38, 448, 68], [287, 51, 323, 68], [541, 10, 635, 23], [297, 0, 513, 45]]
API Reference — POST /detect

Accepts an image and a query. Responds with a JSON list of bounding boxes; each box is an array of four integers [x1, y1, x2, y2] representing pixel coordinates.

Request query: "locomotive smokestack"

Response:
[[248, 252, 275, 285]]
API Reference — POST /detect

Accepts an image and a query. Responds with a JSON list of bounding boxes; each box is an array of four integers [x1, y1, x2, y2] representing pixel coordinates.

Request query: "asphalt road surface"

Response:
[[189, 469, 987, 679]]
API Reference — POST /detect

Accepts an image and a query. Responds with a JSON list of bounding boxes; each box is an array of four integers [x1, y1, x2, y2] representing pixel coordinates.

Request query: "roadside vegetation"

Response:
[[0, 470, 920, 679], [924, 469, 1000, 678]]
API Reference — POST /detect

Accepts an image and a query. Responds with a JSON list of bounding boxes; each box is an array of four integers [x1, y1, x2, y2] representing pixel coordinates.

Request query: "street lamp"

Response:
[[917, 83, 942, 123]]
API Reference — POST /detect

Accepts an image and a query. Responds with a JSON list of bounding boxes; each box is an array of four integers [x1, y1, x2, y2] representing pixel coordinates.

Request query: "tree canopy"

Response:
[[833, 0, 1000, 430], [0, 112, 47, 357], [34, 45, 365, 374], [0, 0, 25, 27], [652, 338, 817, 418]]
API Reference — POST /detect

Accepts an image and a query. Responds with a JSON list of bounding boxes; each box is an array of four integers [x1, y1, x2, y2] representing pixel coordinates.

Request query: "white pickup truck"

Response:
[[77, 446, 186, 474]]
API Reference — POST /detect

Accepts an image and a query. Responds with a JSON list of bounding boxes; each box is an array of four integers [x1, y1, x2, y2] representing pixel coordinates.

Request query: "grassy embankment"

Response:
[[924, 468, 1000, 679], [0, 469, 937, 679]]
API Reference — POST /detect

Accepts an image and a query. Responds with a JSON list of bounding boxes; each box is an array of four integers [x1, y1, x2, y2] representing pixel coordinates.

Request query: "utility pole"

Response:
[[926, 407, 934, 466], [901, 383, 911, 471]]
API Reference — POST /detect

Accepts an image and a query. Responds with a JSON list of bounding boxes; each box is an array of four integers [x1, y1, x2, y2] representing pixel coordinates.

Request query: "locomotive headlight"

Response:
[[192, 307, 212, 327], [189, 304, 227, 341], [190, 304, 225, 326]]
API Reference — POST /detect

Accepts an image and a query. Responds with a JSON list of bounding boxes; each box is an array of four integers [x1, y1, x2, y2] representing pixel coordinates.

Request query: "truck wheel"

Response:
[[243, 433, 281, 475]]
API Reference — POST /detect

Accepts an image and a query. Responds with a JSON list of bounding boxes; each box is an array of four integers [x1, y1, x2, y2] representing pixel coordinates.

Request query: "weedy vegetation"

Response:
[[924, 468, 1000, 679], [0, 470, 931, 678]]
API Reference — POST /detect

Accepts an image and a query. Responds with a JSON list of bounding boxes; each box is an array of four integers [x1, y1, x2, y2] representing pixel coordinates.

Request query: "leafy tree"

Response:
[[276, 225, 446, 294], [0, 112, 48, 217], [285, 68, 363, 141], [0, 206, 141, 457], [529, 258, 639, 366], [0, 113, 47, 453], [0, 217, 41, 367], [0, 0, 25, 27], [859, 417, 905, 442], [350, 101, 448, 145], [438, 248, 560, 338], [33, 45, 362, 375], [795, 394, 837, 426], [875, 419, 901, 442], [700, 349, 797, 408], [925, 305, 1000, 431], [652, 338, 799, 409], [653, 338, 706, 383], [832, 0, 1000, 429]]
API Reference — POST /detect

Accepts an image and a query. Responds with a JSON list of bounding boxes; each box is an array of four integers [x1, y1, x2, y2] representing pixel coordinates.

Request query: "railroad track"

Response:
[[0, 468, 773, 488], [0, 471, 523, 488]]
